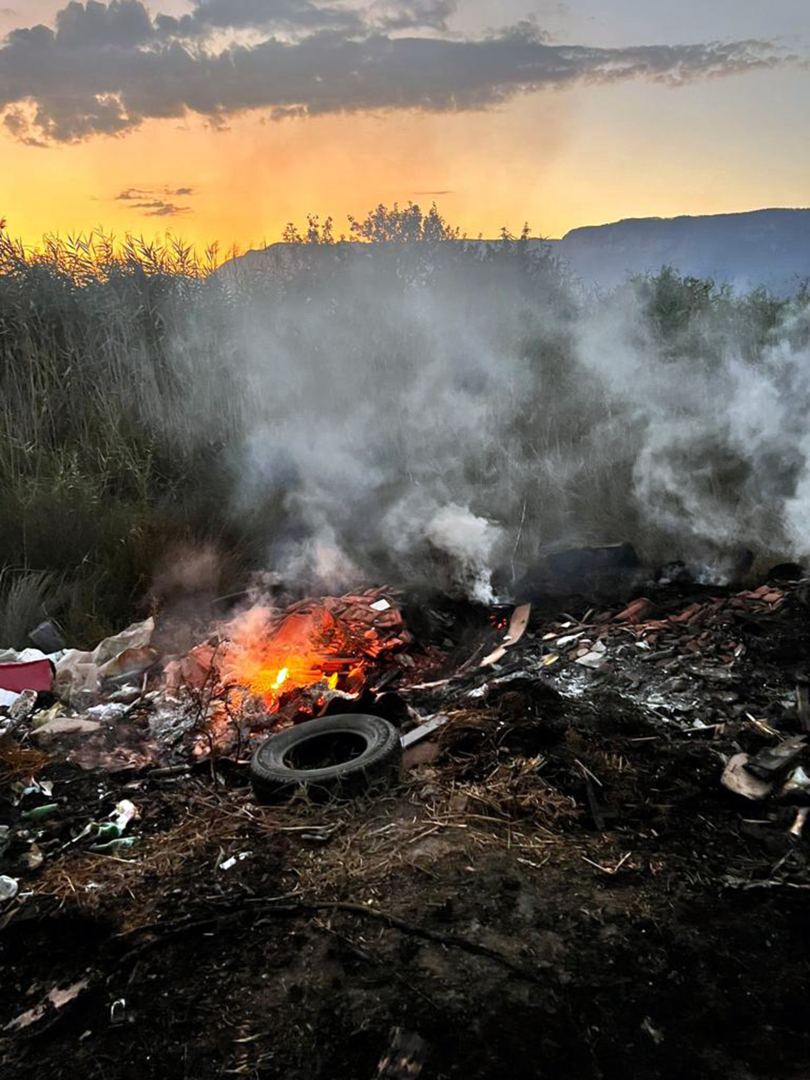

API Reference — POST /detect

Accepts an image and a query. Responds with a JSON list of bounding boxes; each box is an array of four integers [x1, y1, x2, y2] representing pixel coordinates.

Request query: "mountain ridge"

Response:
[[549, 207, 810, 292], [219, 208, 810, 294]]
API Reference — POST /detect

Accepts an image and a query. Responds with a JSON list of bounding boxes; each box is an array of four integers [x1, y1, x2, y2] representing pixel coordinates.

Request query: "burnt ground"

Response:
[[2, 582, 810, 1079]]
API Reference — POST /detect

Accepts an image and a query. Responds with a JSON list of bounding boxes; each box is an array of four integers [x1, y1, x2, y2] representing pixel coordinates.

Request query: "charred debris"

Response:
[[2, 546, 810, 1078]]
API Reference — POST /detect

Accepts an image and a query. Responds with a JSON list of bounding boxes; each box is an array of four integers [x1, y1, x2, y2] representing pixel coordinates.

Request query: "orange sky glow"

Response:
[[1, 3, 807, 254]]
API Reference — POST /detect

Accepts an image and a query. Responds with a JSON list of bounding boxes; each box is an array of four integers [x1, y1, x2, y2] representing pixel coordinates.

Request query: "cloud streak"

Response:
[[114, 183, 195, 216], [0, 0, 790, 144]]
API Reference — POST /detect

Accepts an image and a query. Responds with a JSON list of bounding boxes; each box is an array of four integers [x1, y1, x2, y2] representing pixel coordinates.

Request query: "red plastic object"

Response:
[[0, 660, 53, 693]]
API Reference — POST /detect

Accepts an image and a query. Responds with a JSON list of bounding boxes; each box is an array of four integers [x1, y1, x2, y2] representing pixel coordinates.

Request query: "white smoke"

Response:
[[162, 244, 810, 595], [425, 503, 504, 603]]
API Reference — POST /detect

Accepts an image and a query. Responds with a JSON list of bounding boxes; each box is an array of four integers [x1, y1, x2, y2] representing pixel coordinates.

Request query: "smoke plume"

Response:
[[158, 242, 810, 596]]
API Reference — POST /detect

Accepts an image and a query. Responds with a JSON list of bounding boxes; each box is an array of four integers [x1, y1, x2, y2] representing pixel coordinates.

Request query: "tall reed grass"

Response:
[[0, 230, 241, 644]]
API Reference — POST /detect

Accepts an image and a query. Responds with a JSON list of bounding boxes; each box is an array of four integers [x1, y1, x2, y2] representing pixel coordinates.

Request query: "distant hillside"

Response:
[[550, 208, 810, 293], [218, 208, 810, 294]]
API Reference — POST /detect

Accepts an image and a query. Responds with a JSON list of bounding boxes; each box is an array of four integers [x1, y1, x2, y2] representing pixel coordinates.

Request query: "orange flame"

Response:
[[221, 605, 359, 711]]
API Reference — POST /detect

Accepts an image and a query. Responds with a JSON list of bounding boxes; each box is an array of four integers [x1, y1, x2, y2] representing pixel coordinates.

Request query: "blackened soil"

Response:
[[2, 723, 809, 1080]]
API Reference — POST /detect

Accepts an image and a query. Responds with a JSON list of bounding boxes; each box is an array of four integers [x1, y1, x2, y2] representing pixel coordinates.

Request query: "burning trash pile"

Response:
[[0, 587, 430, 773], [2, 559, 810, 879], [170, 587, 416, 722], [0, 586, 435, 889], [2, 564, 810, 798]]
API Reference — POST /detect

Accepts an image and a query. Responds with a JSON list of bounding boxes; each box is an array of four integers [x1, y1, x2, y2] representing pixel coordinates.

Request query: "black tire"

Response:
[[250, 713, 401, 804]]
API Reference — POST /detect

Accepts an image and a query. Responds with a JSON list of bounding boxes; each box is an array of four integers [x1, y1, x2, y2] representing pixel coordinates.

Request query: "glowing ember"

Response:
[[218, 590, 406, 713]]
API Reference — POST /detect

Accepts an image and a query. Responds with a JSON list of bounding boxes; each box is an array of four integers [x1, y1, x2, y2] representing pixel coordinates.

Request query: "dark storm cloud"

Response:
[[0, 0, 789, 144]]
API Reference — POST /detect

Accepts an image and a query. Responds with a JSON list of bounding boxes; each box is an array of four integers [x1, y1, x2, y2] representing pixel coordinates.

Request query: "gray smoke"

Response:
[[164, 243, 810, 596], [573, 285, 810, 576]]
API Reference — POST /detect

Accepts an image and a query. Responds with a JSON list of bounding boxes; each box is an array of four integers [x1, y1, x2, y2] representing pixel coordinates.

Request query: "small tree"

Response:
[[281, 202, 460, 245], [348, 201, 459, 243], [281, 215, 335, 244], [499, 222, 531, 242]]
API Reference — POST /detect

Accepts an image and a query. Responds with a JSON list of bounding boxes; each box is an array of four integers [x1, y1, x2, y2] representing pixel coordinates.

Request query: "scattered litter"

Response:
[[481, 604, 532, 666], [721, 754, 773, 800], [86, 702, 132, 723], [21, 843, 44, 870], [401, 715, 450, 749], [781, 767, 810, 798], [0, 688, 21, 709], [29, 621, 67, 654], [5, 979, 89, 1032], [33, 718, 101, 743], [21, 803, 60, 823], [98, 645, 157, 683], [111, 800, 139, 832], [641, 1017, 665, 1045], [0, 647, 52, 664], [789, 808, 809, 838], [744, 736, 806, 782], [32, 702, 64, 728], [0, 875, 18, 901], [0, 659, 52, 694], [8, 688, 39, 728], [71, 799, 141, 852], [616, 598, 653, 625], [575, 640, 607, 668], [480, 645, 507, 667], [54, 617, 155, 704], [108, 685, 143, 705], [89, 837, 137, 856], [503, 603, 531, 645], [220, 851, 252, 871]]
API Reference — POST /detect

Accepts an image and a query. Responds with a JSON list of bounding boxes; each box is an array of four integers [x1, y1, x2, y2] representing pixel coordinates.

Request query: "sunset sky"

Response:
[[0, 0, 807, 250]]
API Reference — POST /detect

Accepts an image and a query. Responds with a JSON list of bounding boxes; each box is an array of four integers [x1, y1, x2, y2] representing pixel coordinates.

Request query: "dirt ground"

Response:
[[2, 580, 810, 1079]]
